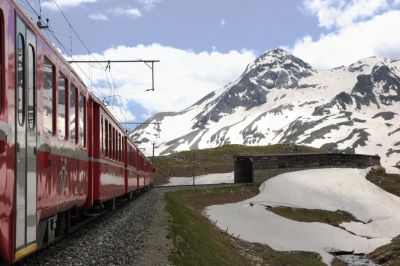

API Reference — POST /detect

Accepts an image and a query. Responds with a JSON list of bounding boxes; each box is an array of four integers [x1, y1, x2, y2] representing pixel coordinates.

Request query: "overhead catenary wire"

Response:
[[51, 0, 114, 96], [20, 0, 107, 101], [51, 0, 92, 54], [49, 0, 139, 122], [45, 28, 106, 98], [21, 0, 108, 100], [45, 29, 159, 69], [20, 0, 155, 128]]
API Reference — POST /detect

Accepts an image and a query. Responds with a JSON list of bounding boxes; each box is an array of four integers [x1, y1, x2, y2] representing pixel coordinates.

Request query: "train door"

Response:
[[14, 15, 37, 256]]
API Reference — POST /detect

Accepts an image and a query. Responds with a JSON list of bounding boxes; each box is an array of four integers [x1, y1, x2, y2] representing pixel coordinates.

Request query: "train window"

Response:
[[70, 84, 77, 143], [119, 134, 121, 162], [110, 126, 113, 159], [57, 73, 66, 140], [120, 134, 122, 162], [112, 128, 117, 160], [131, 148, 136, 166], [134, 149, 137, 166], [133, 148, 136, 166], [130, 147, 132, 166], [110, 125, 114, 159], [27, 45, 35, 130], [122, 136, 124, 162], [120, 134, 123, 162], [118, 134, 120, 161], [43, 58, 54, 135], [117, 131, 119, 161], [108, 123, 112, 158], [114, 128, 116, 160], [0, 12, 2, 110], [114, 130, 117, 161], [131, 148, 133, 166], [79, 94, 86, 147], [100, 115, 103, 155], [113, 128, 116, 160], [133, 149, 135, 166], [121, 136, 124, 162], [17, 34, 25, 126], [128, 146, 131, 165], [114, 129, 116, 160], [116, 130, 118, 160], [105, 119, 108, 157], [131, 147, 134, 166], [124, 139, 126, 162]]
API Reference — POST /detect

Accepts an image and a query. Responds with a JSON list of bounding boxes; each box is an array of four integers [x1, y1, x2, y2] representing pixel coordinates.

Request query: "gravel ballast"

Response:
[[20, 190, 170, 266]]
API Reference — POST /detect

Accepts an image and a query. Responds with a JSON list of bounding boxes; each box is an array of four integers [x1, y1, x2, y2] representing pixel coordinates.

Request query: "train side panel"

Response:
[[0, 1, 15, 263], [36, 36, 89, 221], [92, 102, 126, 203], [0, 0, 155, 263], [126, 141, 138, 192]]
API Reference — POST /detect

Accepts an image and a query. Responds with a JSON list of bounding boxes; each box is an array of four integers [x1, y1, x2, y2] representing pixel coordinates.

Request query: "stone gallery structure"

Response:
[[234, 153, 381, 184]]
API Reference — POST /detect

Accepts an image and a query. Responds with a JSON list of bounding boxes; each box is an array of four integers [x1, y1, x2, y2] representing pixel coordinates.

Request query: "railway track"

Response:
[[16, 191, 157, 266]]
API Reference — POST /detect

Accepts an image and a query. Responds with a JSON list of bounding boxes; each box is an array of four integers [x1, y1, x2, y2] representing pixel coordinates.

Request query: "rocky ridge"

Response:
[[132, 49, 400, 173]]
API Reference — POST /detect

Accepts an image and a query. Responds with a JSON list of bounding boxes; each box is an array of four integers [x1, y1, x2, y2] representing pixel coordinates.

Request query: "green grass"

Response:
[[154, 144, 324, 185], [166, 186, 326, 266], [266, 207, 360, 228], [369, 235, 400, 265], [366, 168, 400, 265], [367, 171, 400, 197]]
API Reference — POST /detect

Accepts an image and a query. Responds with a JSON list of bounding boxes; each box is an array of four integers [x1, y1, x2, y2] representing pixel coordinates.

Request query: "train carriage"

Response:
[[0, 1, 154, 264], [90, 99, 127, 206], [126, 138, 139, 195], [137, 151, 146, 190]]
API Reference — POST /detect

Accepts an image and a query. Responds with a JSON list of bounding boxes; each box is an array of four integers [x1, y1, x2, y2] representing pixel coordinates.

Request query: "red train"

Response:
[[0, 1, 154, 263]]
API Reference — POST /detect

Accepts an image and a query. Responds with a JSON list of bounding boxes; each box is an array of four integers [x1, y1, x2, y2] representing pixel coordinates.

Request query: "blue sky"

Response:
[[20, 0, 321, 54], [18, 0, 400, 129]]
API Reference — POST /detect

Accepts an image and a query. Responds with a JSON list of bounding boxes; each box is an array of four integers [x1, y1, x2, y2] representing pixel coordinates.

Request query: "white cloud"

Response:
[[70, 44, 256, 114], [42, 0, 97, 10], [88, 13, 109, 21], [291, 9, 400, 68], [220, 19, 226, 26], [293, 1, 400, 68], [109, 7, 142, 18], [137, 0, 163, 11], [302, 0, 393, 29]]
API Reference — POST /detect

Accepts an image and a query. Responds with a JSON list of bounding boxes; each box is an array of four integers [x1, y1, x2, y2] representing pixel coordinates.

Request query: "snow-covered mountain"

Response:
[[131, 49, 400, 173]]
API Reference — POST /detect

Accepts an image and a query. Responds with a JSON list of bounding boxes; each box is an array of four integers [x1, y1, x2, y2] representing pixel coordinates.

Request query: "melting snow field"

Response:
[[163, 172, 234, 186], [205, 168, 400, 265]]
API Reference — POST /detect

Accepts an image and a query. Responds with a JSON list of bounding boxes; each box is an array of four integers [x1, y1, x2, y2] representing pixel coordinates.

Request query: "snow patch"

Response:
[[163, 172, 234, 186], [206, 168, 400, 265]]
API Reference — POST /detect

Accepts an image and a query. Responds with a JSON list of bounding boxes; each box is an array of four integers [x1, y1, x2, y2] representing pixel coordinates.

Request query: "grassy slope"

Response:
[[367, 171, 400, 197], [166, 186, 325, 266], [154, 144, 324, 185], [366, 169, 400, 265], [160, 144, 400, 265], [266, 207, 360, 228]]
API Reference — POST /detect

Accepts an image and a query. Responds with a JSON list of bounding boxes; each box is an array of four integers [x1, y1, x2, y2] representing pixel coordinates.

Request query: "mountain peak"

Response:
[[133, 52, 400, 173], [348, 56, 393, 73], [253, 48, 292, 65], [265, 48, 291, 56], [245, 48, 315, 74]]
